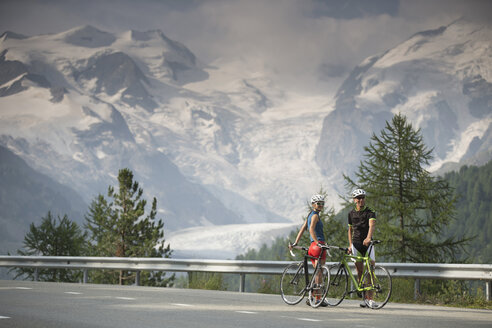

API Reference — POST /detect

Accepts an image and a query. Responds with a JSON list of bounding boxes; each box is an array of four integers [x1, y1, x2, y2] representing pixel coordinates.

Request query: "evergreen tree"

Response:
[[344, 113, 468, 263], [13, 212, 87, 282], [444, 160, 492, 263], [85, 168, 174, 286]]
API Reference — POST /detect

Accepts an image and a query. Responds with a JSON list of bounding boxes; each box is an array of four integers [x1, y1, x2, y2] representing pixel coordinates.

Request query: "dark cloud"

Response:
[[0, 0, 489, 95], [400, 0, 492, 25], [306, 0, 399, 19]]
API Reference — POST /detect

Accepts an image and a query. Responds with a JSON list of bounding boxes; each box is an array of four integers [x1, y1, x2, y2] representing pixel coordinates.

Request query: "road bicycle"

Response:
[[325, 240, 392, 309], [280, 243, 331, 308]]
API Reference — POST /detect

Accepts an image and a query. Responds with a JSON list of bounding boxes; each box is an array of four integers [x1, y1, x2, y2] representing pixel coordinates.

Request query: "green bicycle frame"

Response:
[[326, 241, 391, 309], [337, 249, 375, 293]]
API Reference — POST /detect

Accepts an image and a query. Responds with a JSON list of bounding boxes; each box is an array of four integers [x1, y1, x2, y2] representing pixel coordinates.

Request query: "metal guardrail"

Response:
[[0, 256, 491, 300]]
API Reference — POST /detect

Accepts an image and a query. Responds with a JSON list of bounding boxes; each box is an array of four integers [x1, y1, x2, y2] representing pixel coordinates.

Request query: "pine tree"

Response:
[[14, 212, 87, 282], [344, 113, 468, 263], [444, 161, 492, 263], [85, 168, 174, 286]]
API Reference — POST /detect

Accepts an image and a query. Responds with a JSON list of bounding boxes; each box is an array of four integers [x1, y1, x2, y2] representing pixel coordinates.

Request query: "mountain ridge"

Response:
[[1, 20, 491, 257], [316, 18, 492, 182], [0, 145, 88, 254]]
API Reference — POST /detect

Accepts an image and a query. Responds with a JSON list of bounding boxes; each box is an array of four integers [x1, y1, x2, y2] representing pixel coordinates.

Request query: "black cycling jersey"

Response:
[[348, 206, 376, 245]]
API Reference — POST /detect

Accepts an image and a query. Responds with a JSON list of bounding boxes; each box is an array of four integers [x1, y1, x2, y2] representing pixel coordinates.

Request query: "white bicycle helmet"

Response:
[[311, 194, 325, 203], [351, 188, 366, 198]]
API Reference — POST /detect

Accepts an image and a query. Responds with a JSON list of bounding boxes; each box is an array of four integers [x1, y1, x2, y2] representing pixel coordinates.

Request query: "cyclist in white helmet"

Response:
[[290, 194, 328, 307], [348, 188, 377, 308]]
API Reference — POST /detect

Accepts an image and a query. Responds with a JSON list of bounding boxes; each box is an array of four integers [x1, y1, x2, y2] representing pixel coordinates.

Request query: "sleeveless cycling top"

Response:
[[307, 210, 325, 243]]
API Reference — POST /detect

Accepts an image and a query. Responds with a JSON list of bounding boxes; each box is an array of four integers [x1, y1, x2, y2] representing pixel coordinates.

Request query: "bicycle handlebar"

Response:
[[288, 240, 382, 257], [288, 243, 333, 257], [288, 244, 307, 257], [321, 240, 382, 254], [326, 245, 349, 253]]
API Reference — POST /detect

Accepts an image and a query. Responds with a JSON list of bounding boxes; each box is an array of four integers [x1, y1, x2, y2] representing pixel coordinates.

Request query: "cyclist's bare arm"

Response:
[[363, 219, 376, 246], [290, 220, 308, 249]]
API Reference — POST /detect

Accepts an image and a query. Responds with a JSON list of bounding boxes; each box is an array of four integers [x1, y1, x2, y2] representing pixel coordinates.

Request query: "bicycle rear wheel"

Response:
[[280, 262, 307, 305], [362, 265, 392, 309], [324, 264, 348, 306], [308, 265, 330, 308]]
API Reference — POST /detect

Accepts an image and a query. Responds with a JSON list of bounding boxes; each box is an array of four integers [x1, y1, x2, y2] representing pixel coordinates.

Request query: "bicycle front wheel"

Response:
[[324, 264, 348, 306], [308, 265, 330, 308], [280, 262, 307, 305], [362, 265, 392, 309]]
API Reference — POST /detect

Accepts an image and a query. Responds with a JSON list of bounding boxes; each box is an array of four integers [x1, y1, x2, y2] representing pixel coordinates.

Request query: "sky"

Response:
[[1, 0, 491, 95]]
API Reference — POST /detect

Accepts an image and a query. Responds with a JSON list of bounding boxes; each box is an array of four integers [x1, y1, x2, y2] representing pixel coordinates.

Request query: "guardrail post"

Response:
[[486, 281, 491, 302], [83, 269, 88, 284], [239, 273, 245, 292], [135, 271, 141, 286], [34, 268, 39, 281], [414, 279, 421, 300]]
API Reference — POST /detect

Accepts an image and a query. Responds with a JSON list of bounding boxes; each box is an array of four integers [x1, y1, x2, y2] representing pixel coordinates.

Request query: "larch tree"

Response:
[[344, 113, 468, 263], [14, 212, 87, 282]]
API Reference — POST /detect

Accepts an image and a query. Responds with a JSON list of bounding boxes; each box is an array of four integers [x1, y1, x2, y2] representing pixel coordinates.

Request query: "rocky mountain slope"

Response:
[[0, 20, 490, 257], [0, 145, 87, 253], [316, 20, 492, 182]]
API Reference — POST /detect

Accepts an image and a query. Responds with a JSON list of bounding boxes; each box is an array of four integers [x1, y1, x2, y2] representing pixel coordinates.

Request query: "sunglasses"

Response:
[[354, 196, 365, 200], [314, 202, 325, 206]]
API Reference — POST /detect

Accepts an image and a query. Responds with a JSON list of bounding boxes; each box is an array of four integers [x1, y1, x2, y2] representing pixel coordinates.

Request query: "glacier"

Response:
[[0, 19, 491, 258]]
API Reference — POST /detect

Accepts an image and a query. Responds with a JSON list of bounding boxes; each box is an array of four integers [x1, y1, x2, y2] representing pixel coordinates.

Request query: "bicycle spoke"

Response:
[[362, 265, 392, 309], [324, 264, 347, 306], [308, 265, 330, 308], [280, 263, 307, 305]]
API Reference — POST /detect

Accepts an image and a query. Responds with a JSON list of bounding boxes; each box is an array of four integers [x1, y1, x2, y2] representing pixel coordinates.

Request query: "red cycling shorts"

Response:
[[308, 241, 326, 265]]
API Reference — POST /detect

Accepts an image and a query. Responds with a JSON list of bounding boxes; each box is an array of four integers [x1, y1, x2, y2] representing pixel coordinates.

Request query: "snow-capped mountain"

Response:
[[1, 20, 491, 258], [0, 26, 283, 233], [0, 25, 325, 256], [316, 20, 492, 181]]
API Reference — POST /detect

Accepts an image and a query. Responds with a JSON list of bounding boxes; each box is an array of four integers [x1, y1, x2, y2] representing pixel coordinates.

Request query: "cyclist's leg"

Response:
[[312, 259, 322, 300], [353, 243, 368, 307], [309, 242, 324, 300], [317, 246, 327, 298], [366, 246, 376, 301], [316, 250, 327, 300], [352, 244, 364, 282]]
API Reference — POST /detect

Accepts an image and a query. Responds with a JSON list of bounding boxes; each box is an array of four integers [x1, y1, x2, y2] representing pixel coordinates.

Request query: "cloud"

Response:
[[0, 0, 489, 95], [306, 0, 400, 19], [399, 0, 492, 25]]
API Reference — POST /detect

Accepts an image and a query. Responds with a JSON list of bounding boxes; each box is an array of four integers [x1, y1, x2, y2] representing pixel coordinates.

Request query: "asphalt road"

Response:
[[0, 280, 491, 328]]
